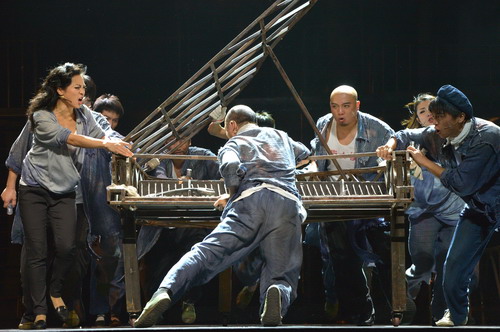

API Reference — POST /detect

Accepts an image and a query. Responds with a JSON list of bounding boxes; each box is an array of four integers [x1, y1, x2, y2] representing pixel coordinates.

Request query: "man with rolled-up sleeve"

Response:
[[134, 105, 310, 328]]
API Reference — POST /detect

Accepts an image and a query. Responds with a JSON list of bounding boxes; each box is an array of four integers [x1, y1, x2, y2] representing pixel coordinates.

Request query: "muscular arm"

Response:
[[207, 122, 228, 139]]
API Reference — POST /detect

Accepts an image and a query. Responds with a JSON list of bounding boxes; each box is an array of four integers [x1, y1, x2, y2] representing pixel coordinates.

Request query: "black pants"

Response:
[[323, 220, 374, 322], [19, 185, 77, 316], [62, 203, 90, 322]]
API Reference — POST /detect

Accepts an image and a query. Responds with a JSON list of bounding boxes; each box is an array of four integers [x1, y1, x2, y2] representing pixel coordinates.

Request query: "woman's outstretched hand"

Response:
[[104, 139, 134, 157]]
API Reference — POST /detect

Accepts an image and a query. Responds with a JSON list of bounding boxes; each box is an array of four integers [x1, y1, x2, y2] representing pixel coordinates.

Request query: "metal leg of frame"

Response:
[[391, 205, 407, 326], [122, 209, 142, 324]]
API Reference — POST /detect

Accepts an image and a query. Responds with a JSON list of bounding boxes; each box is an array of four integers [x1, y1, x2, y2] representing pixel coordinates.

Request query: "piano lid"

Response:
[[124, 0, 318, 169]]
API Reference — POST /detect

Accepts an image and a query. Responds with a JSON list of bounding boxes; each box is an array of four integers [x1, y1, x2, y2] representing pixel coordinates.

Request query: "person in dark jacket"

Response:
[[377, 84, 499, 326]]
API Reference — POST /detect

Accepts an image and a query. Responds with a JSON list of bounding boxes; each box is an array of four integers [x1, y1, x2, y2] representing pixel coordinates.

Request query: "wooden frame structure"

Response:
[[110, 151, 413, 325], [108, 0, 413, 326]]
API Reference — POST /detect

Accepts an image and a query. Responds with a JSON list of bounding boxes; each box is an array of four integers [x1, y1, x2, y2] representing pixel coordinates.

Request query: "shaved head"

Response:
[[224, 105, 257, 139], [226, 105, 256, 124], [330, 85, 358, 101], [329, 85, 360, 128]]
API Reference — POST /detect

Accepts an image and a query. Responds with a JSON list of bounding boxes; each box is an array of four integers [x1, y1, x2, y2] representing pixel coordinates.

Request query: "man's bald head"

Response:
[[330, 85, 358, 101], [329, 85, 360, 128], [224, 105, 257, 139], [226, 105, 257, 125]]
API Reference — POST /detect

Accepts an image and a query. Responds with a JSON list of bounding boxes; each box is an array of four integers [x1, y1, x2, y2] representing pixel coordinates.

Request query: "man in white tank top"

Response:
[[305, 85, 395, 325], [326, 119, 356, 173]]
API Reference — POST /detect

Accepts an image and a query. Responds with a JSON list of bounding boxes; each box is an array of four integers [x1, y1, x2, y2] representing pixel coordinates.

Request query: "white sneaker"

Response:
[[435, 309, 468, 326], [181, 302, 196, 324], [260, 285, 282, 326], [134, 288, 171, 328]]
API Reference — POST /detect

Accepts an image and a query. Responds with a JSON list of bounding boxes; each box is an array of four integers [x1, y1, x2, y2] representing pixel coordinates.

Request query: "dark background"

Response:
[[0, 0, 499, 328], [1, 0, 499, 142]]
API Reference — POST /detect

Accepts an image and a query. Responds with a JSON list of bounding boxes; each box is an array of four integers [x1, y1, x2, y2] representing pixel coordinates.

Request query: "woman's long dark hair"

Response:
[[401, 93, 435, 129], [27, 62, 86, 129]]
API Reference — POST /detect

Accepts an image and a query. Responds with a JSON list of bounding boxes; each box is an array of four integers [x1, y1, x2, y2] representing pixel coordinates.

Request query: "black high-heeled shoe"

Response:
[[34, 320, 47, 329], [54, 306, 69, 322]]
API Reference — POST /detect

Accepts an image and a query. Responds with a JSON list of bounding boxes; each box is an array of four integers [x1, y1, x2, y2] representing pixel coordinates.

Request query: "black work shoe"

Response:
[[54, 306, 69, 322], [134, 288, 171, 328], [33, 320, 46, 330], [260, 285, 282, 326]]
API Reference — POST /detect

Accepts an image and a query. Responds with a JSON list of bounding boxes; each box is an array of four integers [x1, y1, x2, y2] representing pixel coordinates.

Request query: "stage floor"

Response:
[[2, 325, 500, 332]]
